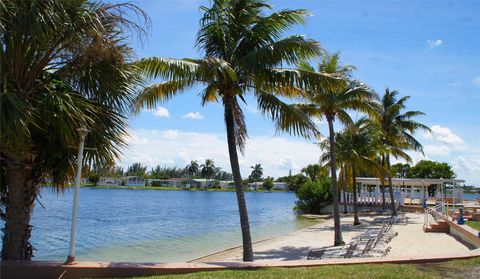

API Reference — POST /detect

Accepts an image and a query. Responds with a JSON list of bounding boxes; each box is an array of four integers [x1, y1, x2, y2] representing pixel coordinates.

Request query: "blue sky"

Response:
[[118, 0, 480, 186]]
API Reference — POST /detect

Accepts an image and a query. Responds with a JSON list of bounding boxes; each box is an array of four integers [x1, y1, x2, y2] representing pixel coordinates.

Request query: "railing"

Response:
[[424, 204, 447, 229]]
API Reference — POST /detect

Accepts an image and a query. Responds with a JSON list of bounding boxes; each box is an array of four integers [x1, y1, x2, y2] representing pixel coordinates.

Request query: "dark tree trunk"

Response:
[[342, 186, 347, 214], [352, 163, 360, 226], [1, 153, 38, 261], [381, 155, 386, 209], [327, 116, 344, 246], [224, 96, 254, 261], [386, 154, 397, 215]]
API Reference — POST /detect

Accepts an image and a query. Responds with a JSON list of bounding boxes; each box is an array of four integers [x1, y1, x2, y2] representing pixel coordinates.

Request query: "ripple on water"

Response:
[[0, 188, 314, 262]]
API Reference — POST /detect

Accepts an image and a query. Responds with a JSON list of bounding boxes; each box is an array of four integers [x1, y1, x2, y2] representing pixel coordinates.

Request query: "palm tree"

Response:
[[324, 117, 387, 225], [134, 0, 322, 261], [296, 53, 378, 245], [249, 164, 263, 182], [301, 164, 328, 181], [374, 89, 430, 215], [201, 159, 215, 189], [186, 160, 200, 178], [0, 0, 147, 260]]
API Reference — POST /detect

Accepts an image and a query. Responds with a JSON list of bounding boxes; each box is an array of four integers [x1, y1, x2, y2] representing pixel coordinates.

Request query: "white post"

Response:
[[66, 127, 89, 264], [440, 178, 444, 215]]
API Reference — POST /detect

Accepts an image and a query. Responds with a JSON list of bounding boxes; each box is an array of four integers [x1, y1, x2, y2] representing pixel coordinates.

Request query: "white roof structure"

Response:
[[356, 177, 465, 187]]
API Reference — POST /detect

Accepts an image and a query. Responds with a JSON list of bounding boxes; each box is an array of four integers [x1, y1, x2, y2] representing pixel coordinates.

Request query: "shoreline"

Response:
[[40, 185, 290, 193], [189, 212, 480, 263], [188, 214, 329, 263]]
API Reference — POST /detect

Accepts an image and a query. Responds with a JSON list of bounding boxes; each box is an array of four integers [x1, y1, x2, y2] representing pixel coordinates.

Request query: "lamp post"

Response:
[[66, 127, 90, 264]]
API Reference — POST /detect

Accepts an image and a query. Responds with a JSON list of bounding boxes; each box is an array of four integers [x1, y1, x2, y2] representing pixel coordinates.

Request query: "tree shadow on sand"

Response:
[[252, 246, 312, 261]]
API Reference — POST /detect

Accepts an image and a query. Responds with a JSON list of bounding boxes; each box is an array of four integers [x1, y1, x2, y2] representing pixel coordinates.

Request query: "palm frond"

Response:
[[257, 91, 320, 139]]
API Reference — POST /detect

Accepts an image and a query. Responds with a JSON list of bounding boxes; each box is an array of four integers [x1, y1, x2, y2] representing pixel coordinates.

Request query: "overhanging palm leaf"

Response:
[[0, 0, 147, 260]]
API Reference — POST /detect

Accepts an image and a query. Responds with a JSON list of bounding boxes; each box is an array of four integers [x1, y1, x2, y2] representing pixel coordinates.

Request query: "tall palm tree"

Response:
[[0, 0, 147, 260], [374, 89, 430, 215], [249, 164, 263, 182], [323, 117, 387, 225], [186, 160, 200, 178], [296, 53, 378, 245], [134, 0, 322, 261], [201, 159, 215, 189]]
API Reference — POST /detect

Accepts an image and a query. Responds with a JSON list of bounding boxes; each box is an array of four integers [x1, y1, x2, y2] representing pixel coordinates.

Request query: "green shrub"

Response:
[[88, 173, 100, 186], [295, 177, 332, 213], [263, 179, 274, 191]]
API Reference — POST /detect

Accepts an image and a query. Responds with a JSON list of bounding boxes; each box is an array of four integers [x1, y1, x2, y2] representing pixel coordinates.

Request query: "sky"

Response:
[[116, 0, 480, 186]]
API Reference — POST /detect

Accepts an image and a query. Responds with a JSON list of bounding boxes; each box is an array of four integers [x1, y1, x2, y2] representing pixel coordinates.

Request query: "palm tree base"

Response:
[[334, 241, 346, 246], [353, 221, 361, 226]]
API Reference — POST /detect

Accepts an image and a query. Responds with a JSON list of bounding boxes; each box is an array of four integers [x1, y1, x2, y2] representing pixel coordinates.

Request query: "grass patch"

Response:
[[104, 257, 480, 279], [465, 220, 480, 231]]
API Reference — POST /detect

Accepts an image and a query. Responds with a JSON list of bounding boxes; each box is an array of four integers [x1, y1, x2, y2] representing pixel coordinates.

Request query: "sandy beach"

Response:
[[192, 212, 479, 262]]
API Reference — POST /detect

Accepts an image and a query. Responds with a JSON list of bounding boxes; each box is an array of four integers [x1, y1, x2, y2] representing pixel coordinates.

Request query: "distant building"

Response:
[[219, 180, 235, 189], [98, 176, 122, 186], [98, 176, 146, 187], [148, 178, 190, 187], [190, 178, 216, 188], [123, 176, 146, 187], [248, 182, 263, 190], [273, 182, 287, 190], [248, 181, 288, 191]]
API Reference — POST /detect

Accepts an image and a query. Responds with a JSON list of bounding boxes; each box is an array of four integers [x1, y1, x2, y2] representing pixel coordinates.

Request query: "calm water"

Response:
[[464, 193, 480, 200], [1, 188, 312, 262]]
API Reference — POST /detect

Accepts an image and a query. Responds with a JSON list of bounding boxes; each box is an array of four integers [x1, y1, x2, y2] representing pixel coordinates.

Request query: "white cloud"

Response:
[[424, 125, 465, 147], [146, 107, 170, 118], [162, 129, 180, 140], [426, 39, 443, 48], [182, 112, 203, 120], [423, 145, 450, 156], [472, 76, 480, 86], [452, 156, 480, 181], [118, 129, 321, 178]]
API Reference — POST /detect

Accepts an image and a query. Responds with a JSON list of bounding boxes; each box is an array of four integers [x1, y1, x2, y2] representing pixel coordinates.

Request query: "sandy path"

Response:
[[192, 212, 478, 262]]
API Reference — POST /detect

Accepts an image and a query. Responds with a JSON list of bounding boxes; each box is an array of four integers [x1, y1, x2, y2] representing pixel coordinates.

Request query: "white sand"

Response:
[[193, 212, 478, 262]]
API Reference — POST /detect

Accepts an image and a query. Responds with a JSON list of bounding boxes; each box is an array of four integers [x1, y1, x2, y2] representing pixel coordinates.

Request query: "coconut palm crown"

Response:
[[134, 0, 327, 261]]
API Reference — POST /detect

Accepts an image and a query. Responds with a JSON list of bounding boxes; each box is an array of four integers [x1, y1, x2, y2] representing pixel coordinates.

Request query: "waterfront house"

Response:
[[248, 182, 263, 190], [190, 178, 216, 188], [98, 176, 122, 186], [148, 178, 190, 187], [219, 181, 235, 189], [123, 176, 146, 187], [273, 182, 288, 190]]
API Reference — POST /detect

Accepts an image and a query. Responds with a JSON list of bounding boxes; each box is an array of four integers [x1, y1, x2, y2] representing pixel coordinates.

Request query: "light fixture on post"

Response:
[[65, 127, 90, 264]]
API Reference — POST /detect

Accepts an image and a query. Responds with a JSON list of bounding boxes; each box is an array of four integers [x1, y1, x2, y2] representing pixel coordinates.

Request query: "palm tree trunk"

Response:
[[1, 153, 38, 260], [381, 155, 386, 209], [386, 154, 397, 215], [327, 116, 344, 246], [224, 96, 254, 261], [352, 163, 360, 225], [342, 186, 347, 214]]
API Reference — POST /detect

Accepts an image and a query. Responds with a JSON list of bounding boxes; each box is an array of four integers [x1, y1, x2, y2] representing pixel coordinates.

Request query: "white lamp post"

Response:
[[66, 127, 89, 264]]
